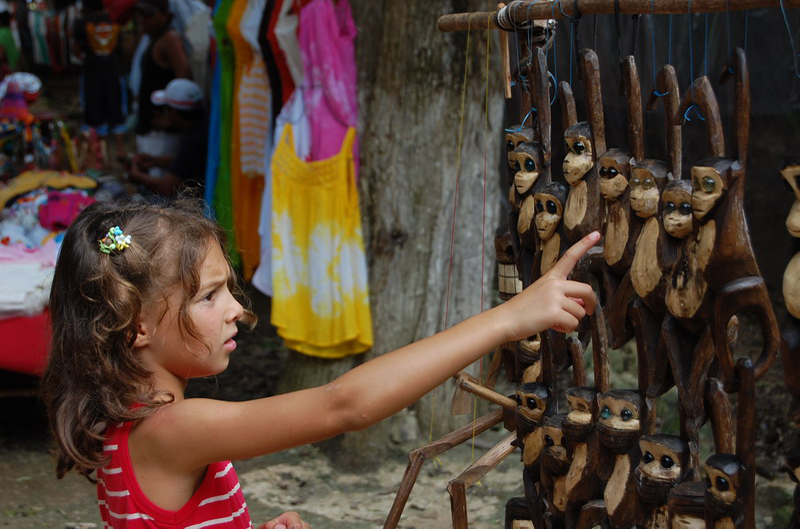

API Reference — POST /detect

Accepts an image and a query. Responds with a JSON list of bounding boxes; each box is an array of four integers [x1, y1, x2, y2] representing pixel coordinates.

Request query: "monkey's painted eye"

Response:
[[536, 201, 544, 213], [643, 451, 654, 463], [621, 408, 633, 421], [679, 203, 693, 215], [631, 177, 640, 186], [507, 140, 515, 151], [664, 201, 676, 213], [599, 167, 608, 177], [716, 476, 730, 492], [526, 397, 538, 409], [661, 455, 674, 468], [515, 395, 523, 406], [642, 178, 655, 189], [546, 200, 558, 214], [702, 176, 716, 193], [600, 406, 611, 419], [573, 142, 585, 154], [608, 168, 619, 177], [545, 435, 554, 447], [525, 158, 536, 172], [515, 161, 521, 172]]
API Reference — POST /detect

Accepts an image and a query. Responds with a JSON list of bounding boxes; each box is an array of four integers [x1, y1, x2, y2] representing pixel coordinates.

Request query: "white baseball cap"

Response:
[[150, 79, 204, 110]]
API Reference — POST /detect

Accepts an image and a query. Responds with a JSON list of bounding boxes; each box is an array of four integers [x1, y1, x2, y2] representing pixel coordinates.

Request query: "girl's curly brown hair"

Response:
[[40, 198, 256, 482]]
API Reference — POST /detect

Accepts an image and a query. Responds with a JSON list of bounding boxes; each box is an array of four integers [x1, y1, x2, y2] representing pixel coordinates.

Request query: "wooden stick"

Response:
[[447, 433, 517, 529], [383, 408, 504, 529], [455, 371, 518, 410], [438, 0, 800, 31]]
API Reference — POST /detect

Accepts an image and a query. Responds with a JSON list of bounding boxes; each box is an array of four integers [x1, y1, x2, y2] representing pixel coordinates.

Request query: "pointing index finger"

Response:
[[550, 231, 601, 279]]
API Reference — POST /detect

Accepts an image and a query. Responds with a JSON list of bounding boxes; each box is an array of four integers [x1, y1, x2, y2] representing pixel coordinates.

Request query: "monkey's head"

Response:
[[562, 386, 597, 443], [542, 413, 571, 475], [563, 122, 594, 185], [596, 389, 644, 454], [662, 180, 694, 240], [512, 142, 545, 196], [630, 159, 670, 219], [506, 127, 534, 175], [635, 434, 690, 505], [704, 453, 744, 517], [534, 182, 569, 242], [598, 148, 633, 201], [690, 157, 732, 222]]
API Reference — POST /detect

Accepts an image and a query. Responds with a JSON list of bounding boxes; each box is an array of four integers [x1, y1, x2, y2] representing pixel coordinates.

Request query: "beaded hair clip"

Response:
[[99, 226, 132, 254]]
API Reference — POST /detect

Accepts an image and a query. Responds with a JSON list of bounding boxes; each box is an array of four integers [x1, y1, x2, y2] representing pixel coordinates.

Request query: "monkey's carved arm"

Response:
[[712, 277, 780, 392], [675, 76, 724, 158]]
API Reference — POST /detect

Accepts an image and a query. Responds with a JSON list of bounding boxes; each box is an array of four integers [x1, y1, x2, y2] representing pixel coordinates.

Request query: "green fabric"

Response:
[[211, 0, 240, 267], [0, 27, 19, 69]]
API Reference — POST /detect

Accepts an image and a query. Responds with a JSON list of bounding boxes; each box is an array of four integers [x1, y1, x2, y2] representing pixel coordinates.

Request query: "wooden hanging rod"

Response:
[[438, 0, 800, 32]]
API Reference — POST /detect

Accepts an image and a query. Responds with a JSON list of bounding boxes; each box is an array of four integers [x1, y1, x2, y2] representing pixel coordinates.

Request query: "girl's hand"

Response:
[[257, 511, 310, 529], [501, 231, 599, 340]]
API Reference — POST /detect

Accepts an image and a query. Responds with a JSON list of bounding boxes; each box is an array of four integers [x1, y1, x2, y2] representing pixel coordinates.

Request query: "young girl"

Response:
[[41, 199, 598, 528]]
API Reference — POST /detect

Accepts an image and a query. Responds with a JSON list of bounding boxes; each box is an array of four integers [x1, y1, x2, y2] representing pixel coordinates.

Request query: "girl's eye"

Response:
[[202, 291, 215, 301]]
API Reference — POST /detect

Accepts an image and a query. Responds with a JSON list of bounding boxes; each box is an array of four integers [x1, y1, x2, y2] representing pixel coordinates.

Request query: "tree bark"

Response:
[[278, 0, 505, 469]]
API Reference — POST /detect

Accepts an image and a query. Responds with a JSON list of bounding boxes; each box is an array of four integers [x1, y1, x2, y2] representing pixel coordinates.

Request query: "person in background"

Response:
[[0, 8, 18, 79], [126, 78, 207, 197], [133, 0, 190, 173], [72, 0, 127, 166]]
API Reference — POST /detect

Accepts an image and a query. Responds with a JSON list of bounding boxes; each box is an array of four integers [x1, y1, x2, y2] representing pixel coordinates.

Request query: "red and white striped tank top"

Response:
[[97, 421, 253, 528]]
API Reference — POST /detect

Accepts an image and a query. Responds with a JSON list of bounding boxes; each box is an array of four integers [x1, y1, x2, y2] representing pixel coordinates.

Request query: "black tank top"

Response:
[[136, 28, 175, 135]]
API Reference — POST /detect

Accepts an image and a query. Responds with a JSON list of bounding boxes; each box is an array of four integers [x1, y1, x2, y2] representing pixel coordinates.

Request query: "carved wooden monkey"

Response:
[[562, 49, 605, 244], [533, 182, 569, 277], [635, 434, 691, 527], [676, 49, 780, 392], [780, 155, 800, 424]]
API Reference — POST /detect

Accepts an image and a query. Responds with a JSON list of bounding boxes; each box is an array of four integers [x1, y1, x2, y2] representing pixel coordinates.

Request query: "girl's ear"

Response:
[[133, 321, 152, 349]]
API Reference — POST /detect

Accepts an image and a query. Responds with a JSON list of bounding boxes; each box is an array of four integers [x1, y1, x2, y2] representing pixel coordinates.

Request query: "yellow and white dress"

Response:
[[270, 125, 372, 358]]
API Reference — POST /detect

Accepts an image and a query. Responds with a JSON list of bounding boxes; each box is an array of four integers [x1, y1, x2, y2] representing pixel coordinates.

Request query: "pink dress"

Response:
[[299, 0, 359, 175]]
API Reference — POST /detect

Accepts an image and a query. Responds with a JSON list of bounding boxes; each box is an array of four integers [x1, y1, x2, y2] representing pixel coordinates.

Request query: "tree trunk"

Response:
[[278, 1, 505, 469]]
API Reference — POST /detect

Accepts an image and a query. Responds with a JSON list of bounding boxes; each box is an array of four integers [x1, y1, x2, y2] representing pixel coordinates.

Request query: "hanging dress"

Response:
[[211, 0, 239, 266], [227, 0, 267, 281], [270, 125, 372, 358]]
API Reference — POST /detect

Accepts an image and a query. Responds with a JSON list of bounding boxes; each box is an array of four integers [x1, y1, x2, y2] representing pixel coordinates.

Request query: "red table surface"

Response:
[[0, 311, 50, 375]]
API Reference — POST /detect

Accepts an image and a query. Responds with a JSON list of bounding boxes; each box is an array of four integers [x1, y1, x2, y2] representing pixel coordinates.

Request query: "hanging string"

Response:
[[684, 0, 704, 122], [593, 14, 598, 50], [650, 0, 669, 97], [559, 0, 581, 88], [779, 0, 800, 78], [726, 0, 734, 72], [668, 14, 673, 64], [744, 11, 749, 54], [549, 0, 559, 103], [433, 19, 473, 463], [472, 13, 494, 471], [703, 13, 709, 78]]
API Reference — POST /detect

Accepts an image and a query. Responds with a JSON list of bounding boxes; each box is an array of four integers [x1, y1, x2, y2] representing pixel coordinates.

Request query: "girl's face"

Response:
[[138, 243, 244, 383]]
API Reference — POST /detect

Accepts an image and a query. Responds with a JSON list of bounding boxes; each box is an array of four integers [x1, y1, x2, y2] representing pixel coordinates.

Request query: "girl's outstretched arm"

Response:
[[147, 232, 599, 470]]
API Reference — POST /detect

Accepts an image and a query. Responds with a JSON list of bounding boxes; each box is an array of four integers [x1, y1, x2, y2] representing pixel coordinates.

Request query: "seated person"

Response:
[[126, 78, 207, 197]]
